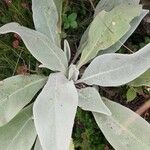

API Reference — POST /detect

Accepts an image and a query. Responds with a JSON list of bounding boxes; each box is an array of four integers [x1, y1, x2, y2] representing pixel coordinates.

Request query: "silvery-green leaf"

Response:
[[68, 64, 79, 81], [78, 10, 147, 57], [100, 10, 148, 54], [0, 23, 68, 73], [0, 105, 37, 150], [95, 1, 148, 54], [95, 0, 140, 16], [93, 97, 150, 150], [77, 44, 150, 87], [0, 75, 47, 127], [129, 69, 150, 87], [78, 4, 142, 68], [34, 138, 43, 150], [32, 0, 60, 46], [78, 1, 146, 57], [78, 87, 111, 116], [78, 10, 147, 56], [33, 73, 78, 150], [64, 40, 71, 62]]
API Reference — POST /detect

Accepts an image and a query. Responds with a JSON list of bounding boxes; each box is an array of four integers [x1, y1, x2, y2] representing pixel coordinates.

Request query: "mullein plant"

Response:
[[0, 0, 150, 150]]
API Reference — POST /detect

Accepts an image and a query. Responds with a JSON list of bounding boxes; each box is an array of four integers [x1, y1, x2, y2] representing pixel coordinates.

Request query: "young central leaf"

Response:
[[33, 73, 78, 150], [78, 4, 142, 68], [64, 40, 71, 62]]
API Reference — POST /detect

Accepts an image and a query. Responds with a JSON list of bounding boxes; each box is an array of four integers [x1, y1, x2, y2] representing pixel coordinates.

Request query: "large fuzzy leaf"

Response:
[[33, 73, 78, 150], [129, 69, 150, 87], [94, 0, 147, 54], [78, 0, 145, 56], [32, 0, 60, 46], [0, 75, 47, 127], [78, 87, 111, 115], [77, 44, 150, 87], [78, 3, 147, 57], [101, 10, 148, 54], [77, 4, 141, 68], [0, 23, 68, 72], [78, 10, 147, 56], [93, 98, 150, 150], [0, 105, 37, 150]]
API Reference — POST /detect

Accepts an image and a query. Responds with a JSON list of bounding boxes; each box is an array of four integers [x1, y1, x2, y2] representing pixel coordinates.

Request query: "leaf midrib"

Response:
[[0, 77, 47, 107], [106, 116, 149, 149], [23, 30, 66, 72], [6, 116, 32, 150], [78, 65, 126, 83], [78, 10, 130, 67]]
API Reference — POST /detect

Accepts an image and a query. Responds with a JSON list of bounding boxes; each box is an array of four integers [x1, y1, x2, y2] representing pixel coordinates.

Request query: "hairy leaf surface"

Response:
[[129, 69, 150, 87], [33, 73, 78, 150], [32, 0, 60, 46], [78, 10, 147, 56], [0, 105, 37, 150], [93, 98, 150, 150], [0, 75, 47, 126], [64, 40, 71, 62], [68, 64, 79, 81], [78, 4, 141, 67], [0, 23, 68, 72], [78, 4, 147, 57], [78, 87, 111, 115], [100, 10, 148, 54], [78, 44, 150, 87], [94, 0, 147, 54], [95, 0, 140, 16]]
